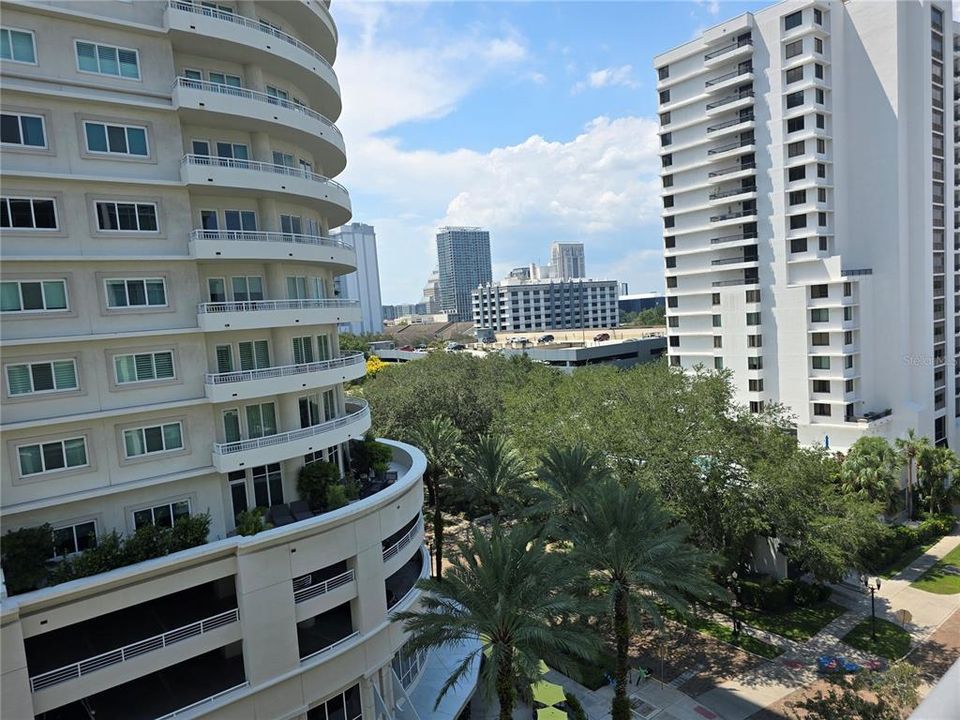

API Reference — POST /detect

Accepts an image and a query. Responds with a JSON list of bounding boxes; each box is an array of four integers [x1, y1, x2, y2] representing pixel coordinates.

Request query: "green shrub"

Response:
[[1, 524, 54, 594], [352, 432, 393, 475], [794, 581, 831, 607], [325, 484, 349, 510], [122, 524, 170, 564], [738, 578, 800, 611], [51, 532, 125, 584], [297, 460, 342, 511], [169, 514, 211, 551], [235, 508, 268, 537], [917, 514, 955, 543], [564, 692, 588, 720]]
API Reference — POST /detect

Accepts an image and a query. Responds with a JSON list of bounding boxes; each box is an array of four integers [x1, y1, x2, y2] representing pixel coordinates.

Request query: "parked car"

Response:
[[398, 345, 414, 351], [480, 336, 496, 344], [593, 332, 611, 342], [537, 334, 555, 344], [445, 343, 466, 352], [414, 344, 428, 352]]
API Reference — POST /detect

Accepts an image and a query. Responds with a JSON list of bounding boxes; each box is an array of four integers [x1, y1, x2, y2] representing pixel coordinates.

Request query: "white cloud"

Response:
[[572, 64, 640, 93], [695, 0, 721, 17]]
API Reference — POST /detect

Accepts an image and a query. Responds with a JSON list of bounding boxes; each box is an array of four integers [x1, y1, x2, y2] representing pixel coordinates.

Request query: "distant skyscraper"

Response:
[[550, 242, 586, 279], [421, 269, 441, 313], [332, 223, 384, 334], [436, 227, 492, 321]]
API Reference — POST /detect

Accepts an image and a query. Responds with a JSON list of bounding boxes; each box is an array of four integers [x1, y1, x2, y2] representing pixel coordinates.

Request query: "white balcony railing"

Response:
[[167, 0, 332, 70], [28, 609, 240, 692], [383, 516, 424, 563], [206, 353, 365, 386], [293, 568, 355, 604], [190, 228, 350, 250], [213, 400, 369, 456], [181, 154, 348, 194], [173, 77, 341, 137], [156, 682, 250, 720], [197, 298, 359, 315], [300, 631, 361, 663]]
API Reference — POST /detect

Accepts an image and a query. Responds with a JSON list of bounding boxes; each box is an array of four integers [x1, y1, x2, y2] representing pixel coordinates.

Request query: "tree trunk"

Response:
[[433, 484, 444, 579], [906, 461, 914, 520], [612, 584, 631, 720], [496, 645, 515, 720]]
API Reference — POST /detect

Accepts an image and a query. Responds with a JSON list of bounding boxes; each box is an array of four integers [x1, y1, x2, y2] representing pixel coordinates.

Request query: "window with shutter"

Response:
[[153, 352, 174, 379], [239, 342, 255, 371], [216, 345, 233, 373], [135, 353, 155, 380], [254, 340, 270, 368], [317, 335, 331, 360], [293, 336, 314, 364], [223, 409, 241, 442]]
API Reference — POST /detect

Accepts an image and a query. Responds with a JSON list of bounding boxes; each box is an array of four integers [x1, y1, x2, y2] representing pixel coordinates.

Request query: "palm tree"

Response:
[[460, 433, 530, 517], [839, 436, 900, 506], [567, 477, 718, 720], [917, 445, 960, 514], [895, 429, 931, 520], [531, 442, 612, 521], [393, 523, 598, 720], [408, 416, 462, 579]]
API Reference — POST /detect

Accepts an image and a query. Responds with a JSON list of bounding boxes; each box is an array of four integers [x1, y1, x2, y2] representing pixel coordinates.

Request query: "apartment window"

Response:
[[817, 188, 827, 204], [6, 359, 77, 396], [253, 463, 284, 507], [787, 116, 805, 134], [664, 236, 675, 249], [18, 437, 88, 476], [105, 278, 166, 308], [786, 91, 805, 109], [815, 88, 825, 105], [785, 40, 803, 59], [814, 8, 823, 25], [210, 71, 241, 88], [662, 174, 673, 188], [817, 162, 826, 178], [815, 63, 824, 79], [815, 114, 825, 130], [669, 336, 680, 347], [844, 379, 854, 393], [663, 195, 674, 209], [224, 210, 257, 231], [748, 334, 762, 348], [813, 403, 831, 417], [238, 340, 270, 370], [811, 332, 829, 346], [811, 308, 829, 322], [844, 330, 853, 345], [133, 500, 190, 530], [231, 276, 263, 301], [785, 66, 803, 84], [1, 280, 67, 312], [1, 196, 57, 229], [816, 138, 826, 154], [658, 66, 669, 81], [787, 140, 806, 158], [669, 355, 681, 367], [668, 316, 679, 328], [75, 41, 139, 79], [665, 256, 676, 269], [1, 112, 45, 148], [843, 282, 852, 297], [818, 211, 827, 227], [1, 28, 36, 63], [667, 296, 678, 308], [114, 351, 174, 384], [746, 312, 761, 325], [812, 356, 830, 370], [789, 214, 808, 229], [814, 37, 823, 54], [662, 153, 672, 168], [810, 284, 828, 299], [712, 314, 722, 328], [712, 293, 721, 305], [790, 237, 808, 253], [714, 357, 724, 370], [789, 190, 807, 206], [659, 89, 670, 104], [661, 132, 672, 147], [784, 11, 802, 31], [750, 401, 765, 414], [52, 521, 97, 558], [660, 112, 671, 126], [747, 356, 763, 370], [246, 402, 277, 438], [123, 422, 183, 458], [713, 336, 722, 348], [843, 306, 853, 322], [95, 201, 158, 232], [664, 216, 675, 229], [745, 289, 761, 303], [84, 121, 148, 157]]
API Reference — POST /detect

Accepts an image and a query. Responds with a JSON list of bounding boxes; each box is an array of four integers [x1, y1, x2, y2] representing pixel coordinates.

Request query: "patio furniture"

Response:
[[385, 470, 398, 485], [536, 708, 567, 720], [268, 504, 295, 526], [532, 680, 566, 707], [290, 500, 313, 522]]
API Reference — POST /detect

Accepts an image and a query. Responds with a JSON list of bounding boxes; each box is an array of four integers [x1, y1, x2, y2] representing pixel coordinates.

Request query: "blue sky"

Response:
[[333, 1, 765, 304]]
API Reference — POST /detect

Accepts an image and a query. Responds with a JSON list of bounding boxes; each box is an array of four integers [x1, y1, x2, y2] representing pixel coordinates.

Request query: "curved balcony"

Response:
[[189, 229, 355, 271], [268, 0, 338, 64], [180, 155, 351, 226], [204, 352, 367, 403], [197, 298, 361, 332], [172, 79, 346, 176], [212, 400, 371, 472], [165, 0, 340, 118]]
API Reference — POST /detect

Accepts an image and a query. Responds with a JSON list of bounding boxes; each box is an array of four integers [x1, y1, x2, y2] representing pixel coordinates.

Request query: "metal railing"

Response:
[[293, 568, 355, 604], [213, 400, 369, 456], [710, 186, 755, 200], [708, 138, 754, 155], [181, 154, 348, 194], [710, 209, 757, 222], [156, 682, 250, 720], [704, 37, 753, 61], [841, 268, 873, 277], [710, 231, 758, 245], [712, 256, 756, 266], [709, 161, 756, 177], [172, 78, 340, 137], [206, 353, 365, 385], [383, 517, 424, 563], [705, 67, 751, 87], [167, 0, 332, 71], [300, 631, 360, 663], [29, 609, 240, 692], [706, 90, 754, 110], [198, 298, 358, 314], [712, 277, 758, 287], [707, 113, 754, 133], [190, 228, 349, 250]]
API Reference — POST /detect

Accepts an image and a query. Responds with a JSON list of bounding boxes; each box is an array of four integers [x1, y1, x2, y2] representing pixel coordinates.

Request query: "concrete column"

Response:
[[243, 62, 266, 94], [236, 0, 257, 19], [257, 197, 279, 232], [0, 619, 33, 720], [251, 131, 272, 164], [264, 262, 286, 300], [352, 518, 387, 634], [359, 674, 378, 720]]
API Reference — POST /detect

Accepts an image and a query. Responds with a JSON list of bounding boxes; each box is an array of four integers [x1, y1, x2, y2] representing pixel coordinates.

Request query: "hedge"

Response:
[[863, 514, 956, 574], [737, 578, 831, 612]]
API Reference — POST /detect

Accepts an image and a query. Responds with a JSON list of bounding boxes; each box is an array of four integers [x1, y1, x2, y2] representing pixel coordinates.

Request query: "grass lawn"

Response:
[[663, 609, 783, 660], [910, 544, 960, 595], [738, 602, 847, 642], [841, 618, 911, 659], [878, 541, 938, 579]]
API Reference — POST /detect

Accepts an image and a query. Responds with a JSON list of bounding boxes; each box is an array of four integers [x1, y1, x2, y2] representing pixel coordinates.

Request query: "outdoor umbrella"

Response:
[[532, 680, 566, 707], [536, 708, 568, 720]]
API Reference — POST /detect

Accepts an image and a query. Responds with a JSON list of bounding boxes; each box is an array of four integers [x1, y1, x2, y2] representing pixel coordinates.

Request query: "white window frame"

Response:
[[51, 520, 98, 559], [133, 499, 191, 530], [1, 196, 59, 230], [122, 421, 184, 458], [1, 112, 47, 149], [94, 200, 159, 233], [1, 27, 37, 64], [74, 40, 140, 80], [17, 436, 89, 476], [1, 279, 68, 313], [104, 278, 168, 308], [5, 359, 78, 396], [83, 120, 149, 157], [113, 350, 175, 384]]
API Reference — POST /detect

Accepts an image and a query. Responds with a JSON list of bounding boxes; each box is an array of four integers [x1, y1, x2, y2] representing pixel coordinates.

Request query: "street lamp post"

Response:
[[862, 575, 882, 642], [727, 570, 742, 641]]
